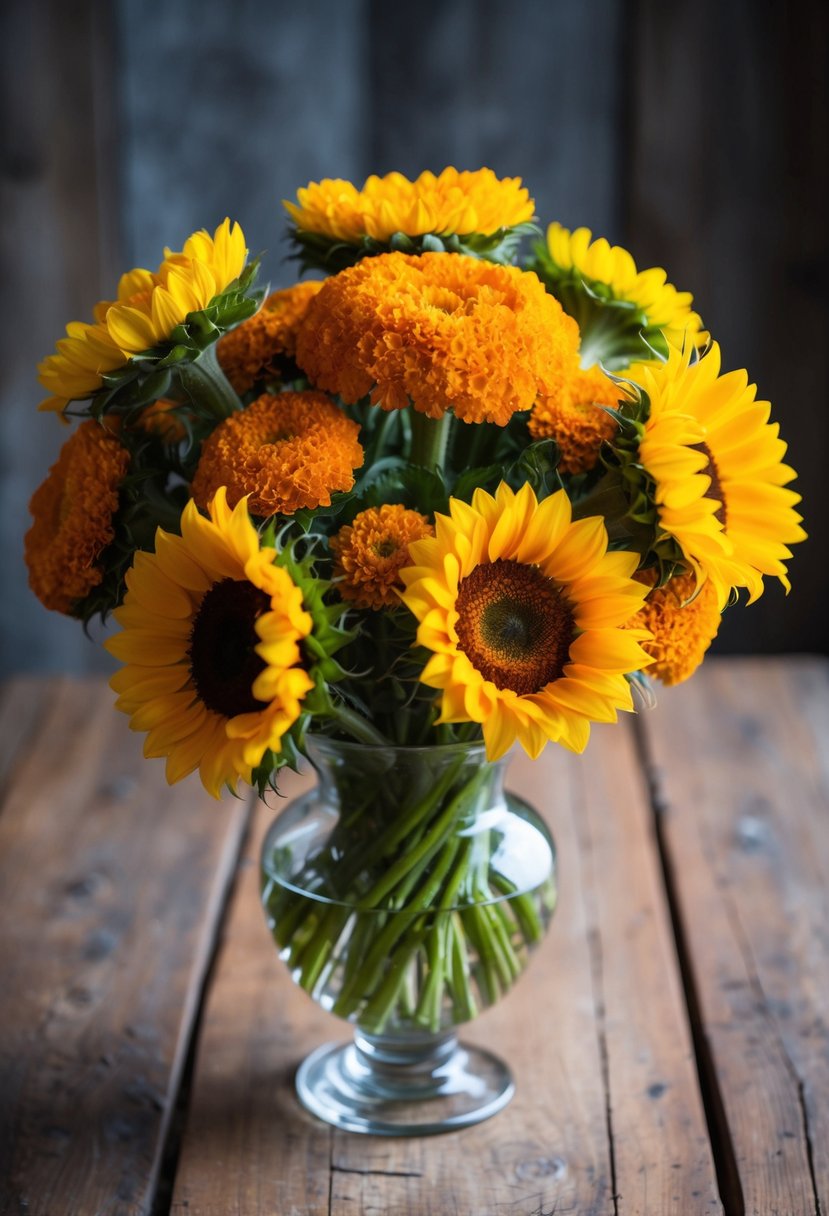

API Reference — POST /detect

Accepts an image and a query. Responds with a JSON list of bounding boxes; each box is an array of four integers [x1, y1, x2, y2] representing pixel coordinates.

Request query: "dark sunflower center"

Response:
[[691, 442, 727, 527], [455, 559, 575, 695], [188, 579, 271, 718]]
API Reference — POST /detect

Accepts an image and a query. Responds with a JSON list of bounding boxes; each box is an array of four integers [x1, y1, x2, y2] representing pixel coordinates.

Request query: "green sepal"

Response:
[[68, 263, 263, 419], [274, 534, 355, 665], [287, 222, 539, 275], [503, 438, 564, 500], [528, 242, 671, 371]]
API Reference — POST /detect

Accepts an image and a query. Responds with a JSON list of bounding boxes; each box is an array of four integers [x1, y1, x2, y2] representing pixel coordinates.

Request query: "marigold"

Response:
[[217, 282, 323, 394], [627, 570, 721, 685], [191, 391, 364, 517], [331, 505, 434, 610], [295, 252, 581, 425], [284, 168, 534, 244], [530, 365, 621, 474], [106, 489, 313, 797], [399, 481, 652, 761], [38, 219, 247, 415], [25, 421, 130, 614], [137, 398, 188, 443]]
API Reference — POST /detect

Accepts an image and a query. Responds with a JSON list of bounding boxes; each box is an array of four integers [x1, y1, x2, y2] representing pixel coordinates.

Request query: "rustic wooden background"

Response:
[[1, 0, 826, 678]]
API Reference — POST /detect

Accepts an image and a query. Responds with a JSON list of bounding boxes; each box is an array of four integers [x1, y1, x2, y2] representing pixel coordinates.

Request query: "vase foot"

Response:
[[295, 1030, 514, 1135]]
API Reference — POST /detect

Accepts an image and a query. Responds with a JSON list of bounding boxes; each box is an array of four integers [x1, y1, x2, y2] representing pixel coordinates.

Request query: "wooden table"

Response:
[[0, 657, 826, 1216]]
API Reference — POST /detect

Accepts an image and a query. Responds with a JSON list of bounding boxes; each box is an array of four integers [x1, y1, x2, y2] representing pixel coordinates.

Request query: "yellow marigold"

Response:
[[295, 252, 581, 425], [191, 390, 364, 517], [284, 168, 535, 244], [627, 570, 721, 685], [530, 365, 621, 474], [38, 219, 247, 415], [330, 505, 434, 610], [217, 282, 323, 394], [25, 421, 130, 614], [136, 398, 188, 443]]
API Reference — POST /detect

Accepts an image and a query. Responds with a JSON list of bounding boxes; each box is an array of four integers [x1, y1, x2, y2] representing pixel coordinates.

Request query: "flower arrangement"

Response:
[[26, 169, 805, 1042]]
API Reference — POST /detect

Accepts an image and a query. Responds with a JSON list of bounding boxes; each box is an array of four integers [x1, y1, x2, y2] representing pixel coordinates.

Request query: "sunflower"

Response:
[[627, 569, 721, 686], [38, 219, 247, 415], [631, 343, 806, 605], [530, 223, 706, 370], [190, 390, 364, 517], [399, 482, 652, 760], [295, 252, 581, 425], [330, 505, 434, 610], [284, 168, 534, 264], [25, 421, 130, 614], [217, 282, 323, 394], [529, 364, 621, 474], [105, 488, 314, 797]]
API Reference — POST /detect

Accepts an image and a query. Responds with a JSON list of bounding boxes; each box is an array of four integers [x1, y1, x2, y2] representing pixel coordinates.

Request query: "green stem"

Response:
[[329, 704, 391, 747], [176, 343, 241, 420], [410, 410, 453, 472]]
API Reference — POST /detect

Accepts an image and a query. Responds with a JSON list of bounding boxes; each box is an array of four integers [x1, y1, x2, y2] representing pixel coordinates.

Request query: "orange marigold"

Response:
[[330, 505, 434, 610], [136, 398, 188, 442], [529, 365, 622, 474], [217, 282, 323, 394], [25, 421, 129, 614], [627, 569, 721, 685], [191, 390, 363, 517], [294, 252, 581, 425]]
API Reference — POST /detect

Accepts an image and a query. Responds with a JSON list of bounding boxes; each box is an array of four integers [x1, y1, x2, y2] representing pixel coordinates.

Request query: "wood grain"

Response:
[[172, 722, 719, 1215], [0, 679, 251, 1216], [638, 657, 829, 1216]]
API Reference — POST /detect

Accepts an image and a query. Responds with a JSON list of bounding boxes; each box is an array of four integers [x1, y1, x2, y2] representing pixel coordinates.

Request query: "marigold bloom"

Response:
[[284, 168, 534, 244], [105, 489, 314, 797], [632, 343, 806, 606], [25, 421, 130, 614], [137, 398, 188, 443], [331, 505, 434, 610], [217, 282, 323, 394], [295, 252, 581, 425], [38, 219, 247, 415], [530, 365, 621, 473], [399, 481, 652, 761], [191, 391, 364, 517], [626, 570, 721, 685]]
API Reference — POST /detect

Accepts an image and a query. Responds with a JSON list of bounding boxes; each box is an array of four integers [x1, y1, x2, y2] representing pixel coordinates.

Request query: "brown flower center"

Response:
[[373, 539, 398, 558], [455, 559, 574, 694], [692, 442, 727, 527], [189, 579, 271, 718]]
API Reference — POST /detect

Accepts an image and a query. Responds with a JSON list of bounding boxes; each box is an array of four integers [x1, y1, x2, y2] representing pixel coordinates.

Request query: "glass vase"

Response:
[[260, 736, 556, 1135]]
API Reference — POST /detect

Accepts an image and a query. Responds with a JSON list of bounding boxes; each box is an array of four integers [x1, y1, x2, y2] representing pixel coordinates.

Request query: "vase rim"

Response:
[[306, 732, 494, 759]]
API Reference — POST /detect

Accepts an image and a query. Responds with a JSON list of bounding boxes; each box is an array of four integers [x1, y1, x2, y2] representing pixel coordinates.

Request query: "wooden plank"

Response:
[[638, 657, 829, 1216], [367, 0, 624, 237], [575, 724, 722, 1214], [0, 0, 123, 679], [168, 766, 338, 1216], [172, 722, 720, 1214], [0, 677, 56, 796], [0, 678, 251, 1216], [115, 0, 370, 282], [628, 2, 827, 657]]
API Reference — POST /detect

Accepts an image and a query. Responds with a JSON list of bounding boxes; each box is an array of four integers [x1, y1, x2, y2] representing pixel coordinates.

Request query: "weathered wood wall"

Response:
[[1, 0, 825, 676]]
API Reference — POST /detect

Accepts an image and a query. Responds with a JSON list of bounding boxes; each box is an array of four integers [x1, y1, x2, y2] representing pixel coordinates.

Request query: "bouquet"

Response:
[[26, 168, 805, 1039]]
